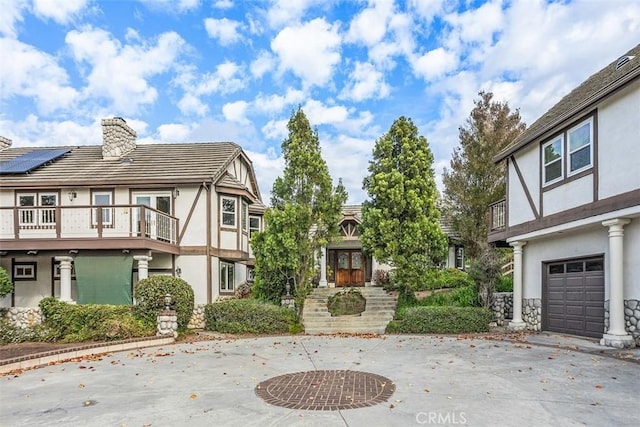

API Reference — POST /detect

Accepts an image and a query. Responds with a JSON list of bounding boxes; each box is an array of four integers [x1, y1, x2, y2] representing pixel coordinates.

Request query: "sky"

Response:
[[1, 0, 639, 204]]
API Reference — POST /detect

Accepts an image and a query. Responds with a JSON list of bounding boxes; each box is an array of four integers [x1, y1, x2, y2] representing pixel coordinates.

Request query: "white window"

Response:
[[455, 246, 464, 270], [220, 261, 235, 292], [242, 201, 248, 231], [249, 216, 261, 236], [18, 192, 57, 226], [567, 118, 592, 174], [221, 197, 236, 227], [92, 191, 113, 226], [14, 262, 36, 280], [543, 137, 563, 185]]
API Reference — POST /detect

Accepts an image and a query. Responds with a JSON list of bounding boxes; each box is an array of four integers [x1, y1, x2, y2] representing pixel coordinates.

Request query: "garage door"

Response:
[[544, 258, 604, 338]]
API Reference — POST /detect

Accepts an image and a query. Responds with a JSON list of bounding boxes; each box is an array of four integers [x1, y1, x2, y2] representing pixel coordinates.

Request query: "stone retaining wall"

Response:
[[604, 299, 640, 345], [1, 307, 43, 329], [188, 304, 206, 329], [492, 292, 513, 326], [523, 298, 542, 331]]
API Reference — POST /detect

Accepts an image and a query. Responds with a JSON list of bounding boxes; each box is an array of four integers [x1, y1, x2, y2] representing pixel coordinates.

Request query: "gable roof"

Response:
[[495, 43, 640, 162], [0, 142, 251, 190]]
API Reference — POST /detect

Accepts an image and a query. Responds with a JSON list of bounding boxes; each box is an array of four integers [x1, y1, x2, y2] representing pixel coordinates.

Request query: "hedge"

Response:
[[133, 275, 194, 330], [386, 306, 492, 334], [204, 299, 301, 334], [39, 297, 152, 342]]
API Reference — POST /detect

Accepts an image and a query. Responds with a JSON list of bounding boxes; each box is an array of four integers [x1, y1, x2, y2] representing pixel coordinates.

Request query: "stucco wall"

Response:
[[508, 144, 539, 227]]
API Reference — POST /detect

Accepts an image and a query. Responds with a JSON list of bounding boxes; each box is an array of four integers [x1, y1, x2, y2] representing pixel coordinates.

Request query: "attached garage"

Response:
[[543, 257, 605, 338]]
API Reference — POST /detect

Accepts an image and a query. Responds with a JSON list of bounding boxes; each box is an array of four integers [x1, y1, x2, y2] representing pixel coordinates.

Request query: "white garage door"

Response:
[[543, 258, 604, 338]]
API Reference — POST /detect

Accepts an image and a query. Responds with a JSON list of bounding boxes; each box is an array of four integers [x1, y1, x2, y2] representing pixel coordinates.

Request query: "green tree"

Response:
[[0, 267, 12, 297], [442, 91, 526, 258], [361, 116, 447, 296], [252, 108, 347, 304]]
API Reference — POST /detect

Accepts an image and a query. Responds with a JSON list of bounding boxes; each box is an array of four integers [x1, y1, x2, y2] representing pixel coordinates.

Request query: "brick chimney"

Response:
[[101, 117, 136, 160], [0, 136, 12, 151]]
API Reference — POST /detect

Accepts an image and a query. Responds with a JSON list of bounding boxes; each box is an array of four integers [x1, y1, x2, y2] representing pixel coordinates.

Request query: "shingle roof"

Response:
[[495, 43, 640, 162], [0, 142, 243, 188]]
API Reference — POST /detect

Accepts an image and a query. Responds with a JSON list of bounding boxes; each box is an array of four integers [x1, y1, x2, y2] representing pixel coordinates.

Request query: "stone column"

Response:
[[134, 255, 152, 280], [601, 219, 634, 348], [55, 256, 74, 303], [318, 246, 328, 288], [508, 241, 527, 330]]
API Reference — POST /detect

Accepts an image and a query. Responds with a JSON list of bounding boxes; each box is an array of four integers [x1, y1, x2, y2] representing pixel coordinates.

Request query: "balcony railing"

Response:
[[0, 204, 179, 245], [489, 199, 506, 232]]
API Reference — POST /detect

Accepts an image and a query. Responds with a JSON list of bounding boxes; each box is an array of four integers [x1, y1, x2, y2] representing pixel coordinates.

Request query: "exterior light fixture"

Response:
[[164, 293, 172, 311], [173, 188, 180, 198], [68, 191, 77, 201]]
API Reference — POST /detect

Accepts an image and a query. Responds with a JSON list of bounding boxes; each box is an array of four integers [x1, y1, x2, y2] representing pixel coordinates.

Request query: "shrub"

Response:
[[204, 299, 300, 334], [39, 297, 152, 342], [0, 316, 49, 344], [234, 281, 252, 299], [467, 247, 502, 308], [327, 289, 366, 316], [439, 268, 474, 289], [134, 276, 194, 330], [386, 306, 492, 334], [0, 267, 13, 297], [496, 275, 513, 292], [373, 269, 393, 290]]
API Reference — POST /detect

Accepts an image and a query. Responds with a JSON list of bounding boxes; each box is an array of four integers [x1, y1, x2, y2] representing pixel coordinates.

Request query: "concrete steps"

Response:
[[302, 287, 397, 334]]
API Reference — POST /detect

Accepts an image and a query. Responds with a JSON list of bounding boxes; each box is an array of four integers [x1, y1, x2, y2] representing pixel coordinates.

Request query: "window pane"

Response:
[[242, 202, 248, 230], [41, 195, 57, 206], [569, 122, 590, 152], [544, 139, 562, 164], [223, 213, 235, 226], [585, 260, 603, 271], [157, 196, 171, 214], [566, 262, 584, 273], [545, 160, 561, 182], [570, 145, 590, 172], [352, 252, 362, 269], [222, 198, 235, 213], [549, 264, 564, 274], [19, 195, 35, 206], [249, 216, 260, 231], [95, 194, 110, 205]]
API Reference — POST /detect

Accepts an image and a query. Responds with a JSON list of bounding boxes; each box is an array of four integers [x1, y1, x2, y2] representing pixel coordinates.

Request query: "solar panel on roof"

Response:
[[0, 148, 70, 174]]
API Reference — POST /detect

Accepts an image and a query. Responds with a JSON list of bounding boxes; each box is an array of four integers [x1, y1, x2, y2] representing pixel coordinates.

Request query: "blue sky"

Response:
[[1, 0, 639, 203]]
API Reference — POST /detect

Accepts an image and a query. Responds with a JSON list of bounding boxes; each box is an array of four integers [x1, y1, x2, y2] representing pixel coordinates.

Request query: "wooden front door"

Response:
[[336, 250, 365, 286]]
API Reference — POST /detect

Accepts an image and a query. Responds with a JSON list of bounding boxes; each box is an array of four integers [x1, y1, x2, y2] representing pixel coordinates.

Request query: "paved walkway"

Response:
[[1, 333, 638, 426]]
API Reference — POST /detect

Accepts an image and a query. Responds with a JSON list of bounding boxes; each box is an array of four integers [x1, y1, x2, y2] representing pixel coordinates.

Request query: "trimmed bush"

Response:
[[327, 289, 366, 316], [0, 316, 49, 344], [418, 268, 473, 291], [386, 306, 492, 334], [496, 275, 513, 292], [134, 276, 194, 330], [39, 297, 152, 342], [0, 267, 13, 297], [204, 299, 300, 334]]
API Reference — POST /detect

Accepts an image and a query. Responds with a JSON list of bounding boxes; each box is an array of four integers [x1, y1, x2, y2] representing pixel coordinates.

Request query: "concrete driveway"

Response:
[[1, 333, 638, 426]]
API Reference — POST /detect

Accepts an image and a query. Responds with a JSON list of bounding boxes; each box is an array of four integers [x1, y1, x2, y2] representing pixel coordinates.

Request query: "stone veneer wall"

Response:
[[101, 117, 136, 159], [522, 298, 542, 331], [604, 299, 640, 345], [492, 292, 513, 326], [1, 307, 43, 329], [188, 304, 206, 329]]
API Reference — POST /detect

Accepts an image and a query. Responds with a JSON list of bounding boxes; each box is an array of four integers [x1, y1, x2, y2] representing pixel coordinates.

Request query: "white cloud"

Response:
[[346, 0, 394, 46], [157, 123, 193, 142], [177, 93, 208, 116], [213, 0, 233, 9], [250, 50, 274, 78], [409, 0, 446, 23], [0, 38, 78, 114], [261, 119, 288, 140], [412, 47, 458, 80], [254, 88, 305, 114], [32, 0, 89, 24], [245, 147, 285, 201], [271, 18, 341, 88], [266, 0, 326, 29], [0, 114, 99, 147], [139, 0, 200, 13], [367, 12, 415, 69], [222, 100, 250, 125], [341, 61, 391, 101], [302, 99, 348, 126], [204, 17, 243, 46], [444, 0, 504, 46], [0, 0, 27, 38], [66, 28, 185, 114], [321, 134, 375, 203]]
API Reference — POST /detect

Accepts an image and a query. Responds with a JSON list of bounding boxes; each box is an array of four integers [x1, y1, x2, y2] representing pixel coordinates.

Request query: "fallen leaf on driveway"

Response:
[[595, 385, 603, 390], [190, 394, 198, 399]]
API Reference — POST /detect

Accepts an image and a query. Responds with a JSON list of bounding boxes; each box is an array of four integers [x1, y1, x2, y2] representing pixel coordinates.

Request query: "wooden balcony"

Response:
[[488, 199, 507, 244], [0, 205, 179, 253]]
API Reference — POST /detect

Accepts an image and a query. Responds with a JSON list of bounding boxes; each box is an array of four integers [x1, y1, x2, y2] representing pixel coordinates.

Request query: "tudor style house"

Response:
[[316, 205, 464, 287], [0, 117, 265, 308], [488, 44, 640, 348]]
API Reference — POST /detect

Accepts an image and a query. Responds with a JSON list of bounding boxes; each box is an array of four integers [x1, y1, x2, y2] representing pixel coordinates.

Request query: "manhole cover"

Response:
[[255, 370, 395, 411]]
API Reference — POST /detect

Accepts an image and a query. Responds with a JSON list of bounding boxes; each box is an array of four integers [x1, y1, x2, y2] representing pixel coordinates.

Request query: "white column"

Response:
[[601, 219, 634, 348], [134, 255, 152, 281], [508, 241, 527, 330], [55, 256, 74, 303], [318, 247, 328, 288]]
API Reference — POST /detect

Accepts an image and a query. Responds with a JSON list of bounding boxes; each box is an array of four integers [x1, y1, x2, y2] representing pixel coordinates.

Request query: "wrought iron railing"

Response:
[[489, 199, 506, 231]]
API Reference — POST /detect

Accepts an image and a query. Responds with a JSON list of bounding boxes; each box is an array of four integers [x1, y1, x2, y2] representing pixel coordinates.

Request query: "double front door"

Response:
[[336, 250, 364, 286]]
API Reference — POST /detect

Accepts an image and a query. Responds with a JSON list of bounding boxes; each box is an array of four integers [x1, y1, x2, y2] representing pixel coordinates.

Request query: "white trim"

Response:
[[567, 117, 593, 176], [220, 196, 237, 228]]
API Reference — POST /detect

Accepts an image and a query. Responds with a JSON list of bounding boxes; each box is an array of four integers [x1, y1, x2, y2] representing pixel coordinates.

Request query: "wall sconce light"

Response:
[[68, 191, 77, 201], [175, 267, 182, 277], [164, 293, 172, 311], [0, 251, 7, 256], [27, 250, 38, 255], [69, 249, 79, 255], [122, 249, 130, 254], [173, 188, 180, 198]]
